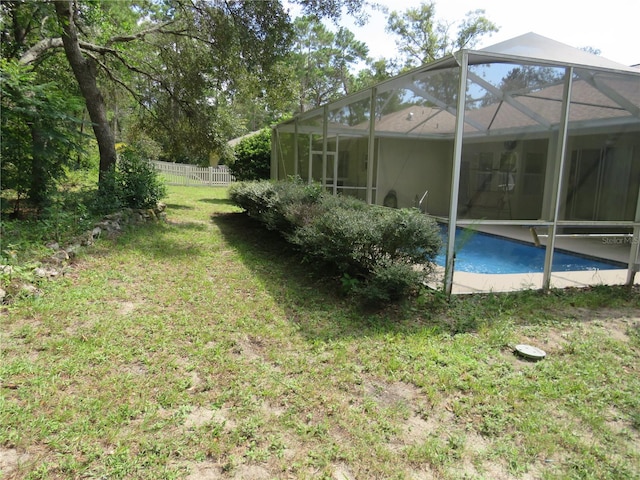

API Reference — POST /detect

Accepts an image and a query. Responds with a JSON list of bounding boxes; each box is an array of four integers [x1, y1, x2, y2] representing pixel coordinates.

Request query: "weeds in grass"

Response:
[[1, 185, 638, 479]]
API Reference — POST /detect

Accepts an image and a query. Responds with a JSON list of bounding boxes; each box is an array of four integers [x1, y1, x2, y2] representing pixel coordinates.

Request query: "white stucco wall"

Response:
[[376, 137, 453, 214]]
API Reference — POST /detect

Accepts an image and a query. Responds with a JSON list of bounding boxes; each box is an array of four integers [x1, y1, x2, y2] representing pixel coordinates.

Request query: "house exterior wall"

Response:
[[377, 132, 640, 223], [274, 129, 640, 225], [376, 137, 453, 214], [333, 136, 371, 200], [367, 136, 553, 220]]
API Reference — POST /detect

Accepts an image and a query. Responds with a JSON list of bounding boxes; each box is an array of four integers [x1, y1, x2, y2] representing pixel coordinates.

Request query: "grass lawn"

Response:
[[1, 185, 639, 479]]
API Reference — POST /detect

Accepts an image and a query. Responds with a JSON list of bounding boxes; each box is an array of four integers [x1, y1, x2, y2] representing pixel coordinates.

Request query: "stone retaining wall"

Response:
[[0, 203, 167, 303]]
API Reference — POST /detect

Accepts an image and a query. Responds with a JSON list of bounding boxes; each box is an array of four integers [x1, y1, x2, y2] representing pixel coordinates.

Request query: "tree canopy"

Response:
[[1, 0, 500, 209], [0, 58, 85, 209], [386, 1, 498, 68], [291, 16, 369, 112]]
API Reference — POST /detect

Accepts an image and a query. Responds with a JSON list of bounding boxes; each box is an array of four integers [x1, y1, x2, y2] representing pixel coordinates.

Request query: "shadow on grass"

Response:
[[210, 211, 448, 341], [166, 220, 209, 231], [114, 222, 206, 260], [199, 198, 235, 206], [212, 212, 640, 340], [164, 203, 194, 210]]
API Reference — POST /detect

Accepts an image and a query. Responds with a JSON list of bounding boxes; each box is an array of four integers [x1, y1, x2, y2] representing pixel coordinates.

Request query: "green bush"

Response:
[[356, 261, 425, 304], [93, 147, 166, 214], [229, 129, 272, 181], [228, 180, 278, 221], [118, 147, 167, 209], [292, 199, 441, 302], [229, 178, 324, 233], [229, 180, 442, 304], [93, 166, 123, 214]]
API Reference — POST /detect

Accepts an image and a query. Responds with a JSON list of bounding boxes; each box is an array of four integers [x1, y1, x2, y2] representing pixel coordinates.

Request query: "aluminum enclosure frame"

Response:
[[272, 33, 640, 296]]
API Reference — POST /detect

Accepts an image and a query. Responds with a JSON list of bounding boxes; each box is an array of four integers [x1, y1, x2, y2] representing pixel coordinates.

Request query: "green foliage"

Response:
[[229, 180, 280, 219], [292, 197, 442, 303], [229, 180, 442, 304], [291, 16, 369, 111], [39, 192, 95, 244], [386, 2, 498, 67], [118, 147, 167, 209], [229, 129, 272, 181], [229, 178, 324, 232], [124, 0, 293, 165], [93, 166, 124, 214], [0, 59, 86, 210], [120, 133, 163, 162], [93, 147, 166, 214]]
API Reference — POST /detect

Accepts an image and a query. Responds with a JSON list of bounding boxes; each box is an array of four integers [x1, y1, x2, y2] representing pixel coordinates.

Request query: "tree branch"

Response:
[[85, 52, 138, 99], [20, 23, 207, 66], [20, 18, 181, 66], [105, 21, 176, 46], [87, 48, 195, 126], [19, 37, 61, 65], [20, 37, 119, 65]]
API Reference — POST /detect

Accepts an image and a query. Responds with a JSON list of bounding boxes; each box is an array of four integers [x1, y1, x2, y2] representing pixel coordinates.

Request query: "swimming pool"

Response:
[[435, 227, 625, 274]]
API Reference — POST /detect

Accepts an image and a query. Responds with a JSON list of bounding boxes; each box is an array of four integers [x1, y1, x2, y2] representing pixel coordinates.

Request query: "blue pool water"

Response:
[[435, 227, 625, 274]]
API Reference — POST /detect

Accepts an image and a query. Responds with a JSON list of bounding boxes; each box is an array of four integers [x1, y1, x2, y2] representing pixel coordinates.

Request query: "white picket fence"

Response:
[[152, 160, 235, 186]]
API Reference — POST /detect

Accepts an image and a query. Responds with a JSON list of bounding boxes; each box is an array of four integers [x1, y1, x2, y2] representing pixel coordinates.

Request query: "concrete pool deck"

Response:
[[427, 226, 638, 294]]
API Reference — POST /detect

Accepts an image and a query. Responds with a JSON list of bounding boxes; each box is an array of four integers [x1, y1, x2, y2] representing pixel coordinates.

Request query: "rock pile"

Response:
[[0, 203, 167, 304]]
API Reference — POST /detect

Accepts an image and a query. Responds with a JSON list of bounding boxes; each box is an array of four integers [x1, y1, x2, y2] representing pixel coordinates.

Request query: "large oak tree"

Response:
[[52, 0, 117, 183], [6, 0, 368, 185]]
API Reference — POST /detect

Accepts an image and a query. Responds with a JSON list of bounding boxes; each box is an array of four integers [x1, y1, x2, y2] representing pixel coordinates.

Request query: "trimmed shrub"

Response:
[[359, 261, 424, 304], [228, 180, 279, 223], [229, 178, 324, 233], [291, 199, 441, 301], [229, 180, 442, 304]]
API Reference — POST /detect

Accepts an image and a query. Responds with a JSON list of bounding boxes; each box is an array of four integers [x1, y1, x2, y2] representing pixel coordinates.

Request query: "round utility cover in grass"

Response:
[[514, 344, 546, 361]]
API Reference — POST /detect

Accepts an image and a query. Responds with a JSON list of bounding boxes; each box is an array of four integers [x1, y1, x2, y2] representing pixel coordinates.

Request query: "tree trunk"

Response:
[[53, 0, 117, 183]]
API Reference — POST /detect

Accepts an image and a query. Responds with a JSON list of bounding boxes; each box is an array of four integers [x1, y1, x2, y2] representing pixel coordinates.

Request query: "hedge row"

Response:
[[229, 180, 442, 304]]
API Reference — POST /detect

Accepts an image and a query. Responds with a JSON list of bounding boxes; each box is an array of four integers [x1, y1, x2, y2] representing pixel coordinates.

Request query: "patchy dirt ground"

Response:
[[1, 312, 638, 480], [2, 194, 638, 479]]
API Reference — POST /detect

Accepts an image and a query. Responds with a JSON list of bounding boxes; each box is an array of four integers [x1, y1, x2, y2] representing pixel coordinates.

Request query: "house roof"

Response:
[[228, 130, 262, 147], [473, 32, 640, 74]]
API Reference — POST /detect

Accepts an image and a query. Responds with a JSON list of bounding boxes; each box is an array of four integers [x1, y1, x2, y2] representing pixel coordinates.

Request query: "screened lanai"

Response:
[[272, 33, 640, 295]]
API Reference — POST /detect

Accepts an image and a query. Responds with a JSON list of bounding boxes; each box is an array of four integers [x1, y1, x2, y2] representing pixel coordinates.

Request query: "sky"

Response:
[[329, 0, 640, 68]]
